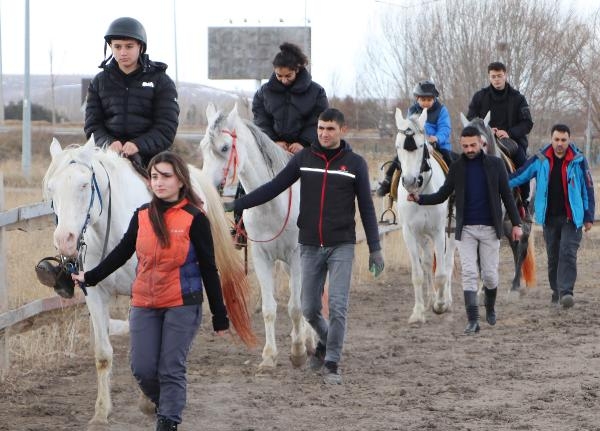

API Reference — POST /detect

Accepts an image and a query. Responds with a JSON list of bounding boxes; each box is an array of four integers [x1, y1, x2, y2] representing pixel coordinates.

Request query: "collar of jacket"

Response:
[[310, 139, 351, 153], [541, 143, 579, 164], [267, 67, 313, 93]]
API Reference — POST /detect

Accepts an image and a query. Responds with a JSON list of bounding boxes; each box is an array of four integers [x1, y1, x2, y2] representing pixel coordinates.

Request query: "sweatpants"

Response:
[[129, 304, 202, 424]]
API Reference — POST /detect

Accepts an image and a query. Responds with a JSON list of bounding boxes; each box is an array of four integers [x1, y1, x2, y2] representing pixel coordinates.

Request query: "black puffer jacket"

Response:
[[467, 83, 533, 150], [84, 54, 179, 166], [252, 68, 328, 147]]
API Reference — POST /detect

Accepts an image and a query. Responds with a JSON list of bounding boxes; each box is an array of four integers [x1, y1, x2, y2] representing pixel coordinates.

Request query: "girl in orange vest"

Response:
[[72, 152, 228, 431]]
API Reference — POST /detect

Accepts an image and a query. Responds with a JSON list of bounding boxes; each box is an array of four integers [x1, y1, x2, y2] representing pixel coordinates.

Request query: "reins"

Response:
[[56, 158, 113, 295]]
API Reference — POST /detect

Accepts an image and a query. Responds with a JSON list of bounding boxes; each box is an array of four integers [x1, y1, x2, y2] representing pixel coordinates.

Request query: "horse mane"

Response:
[[243, 120, 292, 175]]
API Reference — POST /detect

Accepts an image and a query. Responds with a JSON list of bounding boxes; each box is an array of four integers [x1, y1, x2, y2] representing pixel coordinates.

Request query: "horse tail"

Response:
[[193, 168, 257, 347], [522, 230, 536, 287]]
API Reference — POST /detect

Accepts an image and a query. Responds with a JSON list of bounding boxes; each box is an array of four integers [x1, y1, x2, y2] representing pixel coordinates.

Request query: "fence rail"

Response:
[[0, 175, 88, 379], [0, 172, 402, 378]]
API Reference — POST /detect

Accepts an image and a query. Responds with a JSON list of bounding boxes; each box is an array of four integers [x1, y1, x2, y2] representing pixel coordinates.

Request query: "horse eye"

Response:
[[221, 145, 230, 153]]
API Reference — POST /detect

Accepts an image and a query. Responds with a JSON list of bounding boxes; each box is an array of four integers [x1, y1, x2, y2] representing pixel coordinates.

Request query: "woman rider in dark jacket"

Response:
[[252, 42, 329, 155], [84, 17, 179, 167]]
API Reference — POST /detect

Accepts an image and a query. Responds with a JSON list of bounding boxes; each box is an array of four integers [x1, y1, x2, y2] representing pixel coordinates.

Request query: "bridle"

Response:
[[397, 124, 433, 191], [53, 159, 112, 294]]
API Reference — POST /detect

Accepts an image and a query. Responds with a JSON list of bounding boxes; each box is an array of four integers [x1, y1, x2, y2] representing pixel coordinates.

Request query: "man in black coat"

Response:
[[467, 61, 533, 212], [408, 126, 522, 335]]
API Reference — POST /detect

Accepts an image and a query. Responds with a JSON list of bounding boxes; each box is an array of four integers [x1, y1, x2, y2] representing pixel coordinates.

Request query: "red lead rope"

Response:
[[220, 128, 294, 244], [233, 186, 293, 243]]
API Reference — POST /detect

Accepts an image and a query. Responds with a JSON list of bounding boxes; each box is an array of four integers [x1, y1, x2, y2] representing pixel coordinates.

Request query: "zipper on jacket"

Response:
[[315, 150, 344, 247]]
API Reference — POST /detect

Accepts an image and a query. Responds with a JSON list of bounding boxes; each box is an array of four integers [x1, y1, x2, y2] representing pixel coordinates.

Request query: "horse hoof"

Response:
[[432, 303, 448, 314], [290, 353, 307, 368], [507, 289, 522, 302], [257, 358, 277, 373], [408, 314, 426, 324]]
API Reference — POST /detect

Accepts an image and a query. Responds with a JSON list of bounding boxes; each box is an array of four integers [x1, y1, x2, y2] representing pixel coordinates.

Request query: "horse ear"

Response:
[[417, 108, 427, 130], [484, 111, 491, 125], [206, 102, 217, 120], [395, 107, 405, 128], [80, 135, 96, 163], [50, 138, 62, 159], [460, 112, 469, 127]]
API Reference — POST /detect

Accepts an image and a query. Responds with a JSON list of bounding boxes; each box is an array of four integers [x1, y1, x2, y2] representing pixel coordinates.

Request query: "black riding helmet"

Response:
[[104, 17, 147, 54], [413, 80, 440, 98]]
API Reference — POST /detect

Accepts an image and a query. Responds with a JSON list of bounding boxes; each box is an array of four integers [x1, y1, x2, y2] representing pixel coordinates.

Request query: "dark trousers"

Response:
[[512, 145, 530, 202], [129, 305, 202, 424], [543, 216, 583, 299]]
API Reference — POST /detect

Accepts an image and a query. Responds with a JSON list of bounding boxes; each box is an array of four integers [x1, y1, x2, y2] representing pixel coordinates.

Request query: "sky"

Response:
[[0, 0, 591, 97], [0, 0, 380, 97]]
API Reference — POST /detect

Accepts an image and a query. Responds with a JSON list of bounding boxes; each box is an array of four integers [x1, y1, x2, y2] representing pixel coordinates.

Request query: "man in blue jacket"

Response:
[[224, 108, 384, 385], [510, 124, 594, 308]]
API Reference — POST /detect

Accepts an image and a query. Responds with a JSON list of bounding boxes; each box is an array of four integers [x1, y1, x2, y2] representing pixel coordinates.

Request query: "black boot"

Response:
[[376, 176, 392, 197], [483, 287, 497, 326], [156, 417, 178, 431], [463, 290, 480, 335]]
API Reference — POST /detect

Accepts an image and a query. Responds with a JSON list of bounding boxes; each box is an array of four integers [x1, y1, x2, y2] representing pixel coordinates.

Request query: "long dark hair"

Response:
[[147, 151, 203, 248], [272, 42, 308, 71]]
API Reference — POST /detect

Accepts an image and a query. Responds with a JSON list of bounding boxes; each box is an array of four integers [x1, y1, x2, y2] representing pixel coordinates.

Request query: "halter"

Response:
[[216, 128, 294, 244], [398, 124, 433, 191], [56, 159, 113, 294]]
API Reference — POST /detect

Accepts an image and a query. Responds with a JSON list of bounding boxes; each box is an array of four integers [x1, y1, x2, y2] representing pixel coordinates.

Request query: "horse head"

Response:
[[395, 107, 431, 194], [43, 137, 106, 258], [460, 111, 497, 156], [200, 102, 246, 193]]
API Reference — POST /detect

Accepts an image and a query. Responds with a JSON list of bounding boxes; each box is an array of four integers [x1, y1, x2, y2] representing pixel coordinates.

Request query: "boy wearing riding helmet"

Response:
[[376, 80, 453, 197], [85, 17, 179, 167]]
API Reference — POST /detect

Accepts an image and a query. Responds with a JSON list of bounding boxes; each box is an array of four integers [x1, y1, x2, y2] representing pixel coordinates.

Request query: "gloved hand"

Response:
[[223, 201, 235, 212], [368, 250, 385, 277]]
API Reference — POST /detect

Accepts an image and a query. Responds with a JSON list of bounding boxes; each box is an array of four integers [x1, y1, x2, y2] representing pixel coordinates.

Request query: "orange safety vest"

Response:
[[132, 198, 204, 308]]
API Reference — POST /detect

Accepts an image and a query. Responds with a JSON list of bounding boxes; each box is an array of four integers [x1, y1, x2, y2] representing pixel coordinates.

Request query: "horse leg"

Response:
[[404, 228, 426, 324], [285, 251, 310, 367], [431, 233, 451, 314], [85, 288, 113, 424], [253, 255, 278, 371]]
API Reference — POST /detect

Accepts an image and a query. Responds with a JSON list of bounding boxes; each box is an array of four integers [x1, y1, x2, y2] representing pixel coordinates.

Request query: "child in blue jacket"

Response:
[[377, 80, 453, 196]]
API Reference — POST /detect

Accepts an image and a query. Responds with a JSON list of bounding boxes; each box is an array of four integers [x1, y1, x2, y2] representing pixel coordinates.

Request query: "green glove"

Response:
[[368, 250, 385, 277], [223, 201, 235, 212]]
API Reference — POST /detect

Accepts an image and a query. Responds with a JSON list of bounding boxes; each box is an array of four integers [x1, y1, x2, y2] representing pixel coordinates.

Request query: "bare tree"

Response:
[[360, 0, 594, 150]]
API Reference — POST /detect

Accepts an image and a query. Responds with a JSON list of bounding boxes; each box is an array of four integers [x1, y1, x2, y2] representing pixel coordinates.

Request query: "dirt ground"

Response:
[[1, 226, 600, 431]]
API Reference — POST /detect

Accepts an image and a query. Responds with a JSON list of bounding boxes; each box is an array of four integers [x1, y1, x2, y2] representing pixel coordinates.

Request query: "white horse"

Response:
[[460, 112, 536, 292], [200, 102, 315, 370], [42, 137, 254, 425], [395, 108, 456, 323]]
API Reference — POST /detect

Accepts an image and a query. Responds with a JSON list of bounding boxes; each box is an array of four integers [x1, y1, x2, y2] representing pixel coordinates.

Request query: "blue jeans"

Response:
[[300, 243, 355, 364], [129, 305, 202, 424], [543, 216, 582, 299]]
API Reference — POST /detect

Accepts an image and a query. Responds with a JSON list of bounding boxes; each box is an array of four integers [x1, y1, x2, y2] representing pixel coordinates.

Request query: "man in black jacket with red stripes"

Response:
[[224, 108, 384, 385]]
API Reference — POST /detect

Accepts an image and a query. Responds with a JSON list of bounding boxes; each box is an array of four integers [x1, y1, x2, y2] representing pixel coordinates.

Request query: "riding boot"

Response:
[[463, 290, 480, 335], [483, 286, 497, 326], [376, 156, 400, 197], [232, 184, 247, 249]]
